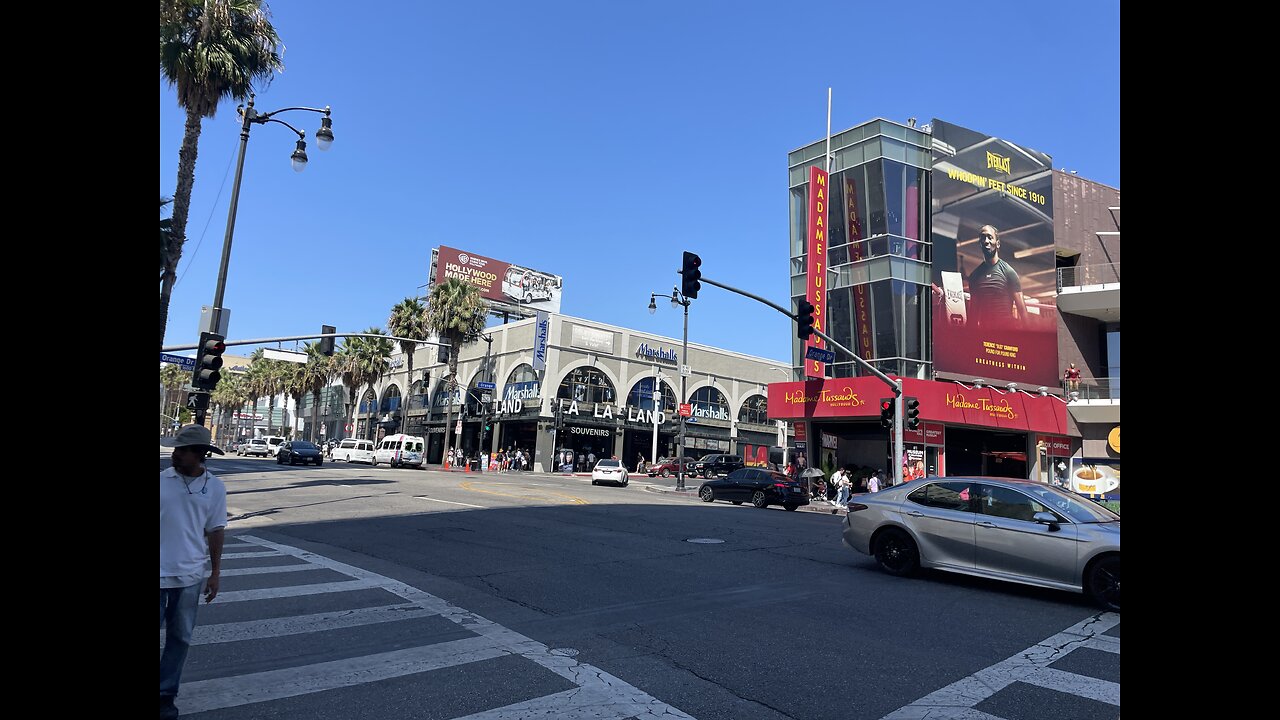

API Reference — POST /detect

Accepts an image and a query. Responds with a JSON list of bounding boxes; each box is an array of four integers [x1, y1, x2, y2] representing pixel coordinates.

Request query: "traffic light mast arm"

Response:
[[162, 332, 451, 353], [695, 275, 901, 396]]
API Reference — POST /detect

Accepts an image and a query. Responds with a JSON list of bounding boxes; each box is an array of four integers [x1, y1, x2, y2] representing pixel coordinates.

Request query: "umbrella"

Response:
[[800, 468, 825, 478]]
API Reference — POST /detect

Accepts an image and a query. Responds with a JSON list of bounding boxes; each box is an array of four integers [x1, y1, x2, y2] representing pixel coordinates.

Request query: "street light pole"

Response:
[[209, 94, 334, 338], [651, 365, 661, 471], [648, 287, 692, 491]]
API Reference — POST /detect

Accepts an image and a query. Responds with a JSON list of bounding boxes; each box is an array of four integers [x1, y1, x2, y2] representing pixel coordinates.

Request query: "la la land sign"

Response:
[[562, 400, 669, 426]]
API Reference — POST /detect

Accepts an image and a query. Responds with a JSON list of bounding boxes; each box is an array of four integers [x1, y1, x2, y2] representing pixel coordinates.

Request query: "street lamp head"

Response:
[[290, 138, 309, 172], [648, 295, 657, 314], [315, 114, 334, 151]]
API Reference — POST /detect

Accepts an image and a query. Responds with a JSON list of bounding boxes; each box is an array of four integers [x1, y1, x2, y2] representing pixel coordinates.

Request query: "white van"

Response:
[[333, 438, 375, 464], [262, 436, 287, 456], [373, 434, 425, 468]]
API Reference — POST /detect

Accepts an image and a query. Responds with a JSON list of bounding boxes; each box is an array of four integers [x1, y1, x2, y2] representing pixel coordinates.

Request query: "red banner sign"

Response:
[[767, 377, 1068, 435], [805, 166, 829, 378], [678, 403, 692, 417]]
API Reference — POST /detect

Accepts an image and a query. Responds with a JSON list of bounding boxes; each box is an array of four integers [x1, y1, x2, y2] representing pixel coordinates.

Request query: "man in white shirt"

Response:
[[867, 470, 882, 493], [160, 424, 228, 720]]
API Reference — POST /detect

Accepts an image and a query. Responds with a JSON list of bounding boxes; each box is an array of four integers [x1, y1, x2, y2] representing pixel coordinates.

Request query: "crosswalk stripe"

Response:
[[1082, 634, 1121, 654], [881, 612, 1120, 720], [453, 686, 682, 720], [1020, 668, 1120, 706], [220, 563, 319, 577], [214, 578, 383, 603], [235, 534, 696, 719], [168, 603, 431, 646], [179, 635, 508, 714], [222, 550, 287, 559]]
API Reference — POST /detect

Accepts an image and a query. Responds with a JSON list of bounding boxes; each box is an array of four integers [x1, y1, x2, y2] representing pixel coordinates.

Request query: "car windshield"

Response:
[[597, 460, 621, 467], [293, 441, 317, 451], [1020, 484, 1120, 523]]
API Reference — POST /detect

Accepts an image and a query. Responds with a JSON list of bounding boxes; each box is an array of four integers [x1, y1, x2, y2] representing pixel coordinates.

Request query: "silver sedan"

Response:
[[841, 476, 1120, 611]]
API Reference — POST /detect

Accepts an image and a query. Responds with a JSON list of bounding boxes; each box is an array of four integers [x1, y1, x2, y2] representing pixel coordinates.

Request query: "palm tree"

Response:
[[339, 329, 392, 440], [424, 278, 488, 463], [387, 297, 428, 431], [281, 359, 307, 440], [302, 341, 335, 442], [159, 0, 285, 350], [160, 363, 187, 433]]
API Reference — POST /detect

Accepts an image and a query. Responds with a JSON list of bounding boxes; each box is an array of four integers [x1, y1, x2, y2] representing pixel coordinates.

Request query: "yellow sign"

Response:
[[1108, 426, 1120, 454]]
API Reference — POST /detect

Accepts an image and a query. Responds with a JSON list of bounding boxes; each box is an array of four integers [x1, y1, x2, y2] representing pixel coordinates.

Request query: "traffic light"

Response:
[[879, 398, 895, 428], [905, 397, 921, 430], [681, 251, 702, 299], [192, 332, 226, 391], [319, 325, 336, 356], [796, 300, 816, 340]]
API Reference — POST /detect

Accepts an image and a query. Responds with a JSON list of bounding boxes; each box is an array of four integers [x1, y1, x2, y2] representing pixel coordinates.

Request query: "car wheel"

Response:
[[591, 479, 598, 486], [371, 457, 378, 467], [290, 456, 297, 465], [699, 486, 714, 502], [874, 528, 920, 576], [276, 455, 284, 464], [783, 503, 798, 511], [315, 458, 323, 466], [731, 501, 743, 505], [1086, 555, 1120, 612], [703, 469, 714, 479], [621, 477, 629, 487], [344, 454, 351, 462], [751, 490, 768, 508], [661, 469, 670, 478]]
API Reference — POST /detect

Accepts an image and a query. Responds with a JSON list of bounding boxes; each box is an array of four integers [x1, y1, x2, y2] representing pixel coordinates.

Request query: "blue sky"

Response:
[[160, 1, 1119, 362]]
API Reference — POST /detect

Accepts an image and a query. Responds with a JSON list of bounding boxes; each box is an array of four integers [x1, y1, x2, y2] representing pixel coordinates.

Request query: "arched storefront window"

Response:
[[408, 379, 428, 410], [379, 384, 401, 414], [556, 367, 616, 405], [504, 364, 539, 398], [465, 370, 490, 417], [429, 380, 463, 419], [737, 395, 770, 425], [626, 378, 677, 413], [358, 389, 377, 415], [689, 386, 730, 421]]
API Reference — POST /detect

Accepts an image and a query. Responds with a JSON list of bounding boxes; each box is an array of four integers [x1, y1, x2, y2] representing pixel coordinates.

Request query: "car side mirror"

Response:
[[1033, 512, 1060, 531]]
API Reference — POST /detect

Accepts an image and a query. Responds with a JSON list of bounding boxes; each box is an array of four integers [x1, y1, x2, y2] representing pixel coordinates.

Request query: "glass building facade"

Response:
[[788, 119, 934, 379]]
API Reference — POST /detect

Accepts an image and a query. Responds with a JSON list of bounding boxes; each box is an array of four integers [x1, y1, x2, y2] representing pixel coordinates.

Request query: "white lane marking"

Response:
[[226, 535, 696, 719], [220, 564, 318, 577], [455, 685, 683, 720], [1020, 668, 1120, 705], [180, 636, 508, 713], [414, 496, 487, 508], [171, 603, 432, 646], [880, 612, 1121, 719], [222, 550, 287, 559], [214, 578, 383, 603]]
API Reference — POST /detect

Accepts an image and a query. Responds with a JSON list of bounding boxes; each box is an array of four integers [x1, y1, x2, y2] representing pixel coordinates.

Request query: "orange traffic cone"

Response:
[[464, 461, 471, 473], [444, 458, 451, 471]]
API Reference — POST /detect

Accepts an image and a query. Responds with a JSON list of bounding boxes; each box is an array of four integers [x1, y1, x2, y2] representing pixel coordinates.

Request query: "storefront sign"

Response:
[[690, 404, 729, 420], [568, 426, 612, 437], [805, 166, 829, 378], [533, 311, 550, 371], [636, 342, 679, 365], [1036, 434, 1072, 457], [560, 400, 670, 426], [1108, 426, 1120, 454], [504, 381, 540, 401], [905, 423, 945, 446], [767, 377, 1067, 434]]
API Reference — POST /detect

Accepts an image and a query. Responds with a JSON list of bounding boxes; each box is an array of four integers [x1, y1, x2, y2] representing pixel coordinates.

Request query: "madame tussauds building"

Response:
[[358, 312, 789, 472], [769, 118, 1073, 483]]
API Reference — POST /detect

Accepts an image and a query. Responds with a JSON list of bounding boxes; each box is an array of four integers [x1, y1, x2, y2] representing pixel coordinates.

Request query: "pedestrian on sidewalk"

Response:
[[867, 470, 882, 493], [160, 424, 228, 720]]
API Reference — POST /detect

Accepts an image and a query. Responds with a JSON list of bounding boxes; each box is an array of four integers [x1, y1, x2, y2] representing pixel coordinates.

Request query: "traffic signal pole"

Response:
[[695, 275, 905, 484]]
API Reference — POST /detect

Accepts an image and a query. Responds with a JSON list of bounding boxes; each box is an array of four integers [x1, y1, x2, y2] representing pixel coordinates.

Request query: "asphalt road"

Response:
[[161, 449, 1120, 720]]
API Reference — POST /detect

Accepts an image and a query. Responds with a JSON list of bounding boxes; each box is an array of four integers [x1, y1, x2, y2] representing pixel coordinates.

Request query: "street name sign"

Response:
[[805, 346, 836, 364]]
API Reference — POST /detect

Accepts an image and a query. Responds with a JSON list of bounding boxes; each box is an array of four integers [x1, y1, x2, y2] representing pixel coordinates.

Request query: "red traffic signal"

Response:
[[879, 397, 895, 428]]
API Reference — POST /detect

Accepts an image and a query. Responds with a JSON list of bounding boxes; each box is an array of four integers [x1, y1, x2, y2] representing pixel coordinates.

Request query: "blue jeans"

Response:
[[160, 582, 203, 698], [837, 486, 850, 505]]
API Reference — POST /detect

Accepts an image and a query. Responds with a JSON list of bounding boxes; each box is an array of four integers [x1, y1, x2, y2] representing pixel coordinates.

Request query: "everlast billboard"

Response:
[[929, 120, 1057, 389]]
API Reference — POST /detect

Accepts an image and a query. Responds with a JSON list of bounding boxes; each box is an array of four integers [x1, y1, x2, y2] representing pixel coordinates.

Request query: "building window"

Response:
[[379, 385, 401, 414], [738, 395, 770, 426], [689, 387, 729, 420], [626, 378, 676, 413], [557, 367, 616, 406]]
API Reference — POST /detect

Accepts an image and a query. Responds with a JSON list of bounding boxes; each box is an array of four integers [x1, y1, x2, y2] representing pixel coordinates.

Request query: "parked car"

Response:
[[645, 453, 696, 476], [277, 440, 323, 466], [591, 458, 629, 487], [841, 476, 1120, 611], [698, 468, 809, 510], [647, 456, 697, 478], [332, 438, 376, 464], [240, 438, 271, 457], [691, 453, 744, 479]]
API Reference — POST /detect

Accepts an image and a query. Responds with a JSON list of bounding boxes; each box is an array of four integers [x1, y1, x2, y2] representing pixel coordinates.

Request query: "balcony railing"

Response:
[[1058, 262, 1120, 292], [1064, 376, 1120, 402]]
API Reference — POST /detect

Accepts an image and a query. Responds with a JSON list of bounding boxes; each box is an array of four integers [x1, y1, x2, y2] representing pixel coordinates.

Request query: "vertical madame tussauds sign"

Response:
[[805, 166, 829, 379]]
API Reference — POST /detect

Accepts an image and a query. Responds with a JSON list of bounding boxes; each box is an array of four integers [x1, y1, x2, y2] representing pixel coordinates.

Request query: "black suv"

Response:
[[692, 453, 744, 478]]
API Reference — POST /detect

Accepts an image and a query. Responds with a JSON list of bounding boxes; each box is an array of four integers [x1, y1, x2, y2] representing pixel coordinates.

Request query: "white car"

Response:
[[239, 438, 271, 457], [590, 459, 629, 487]]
